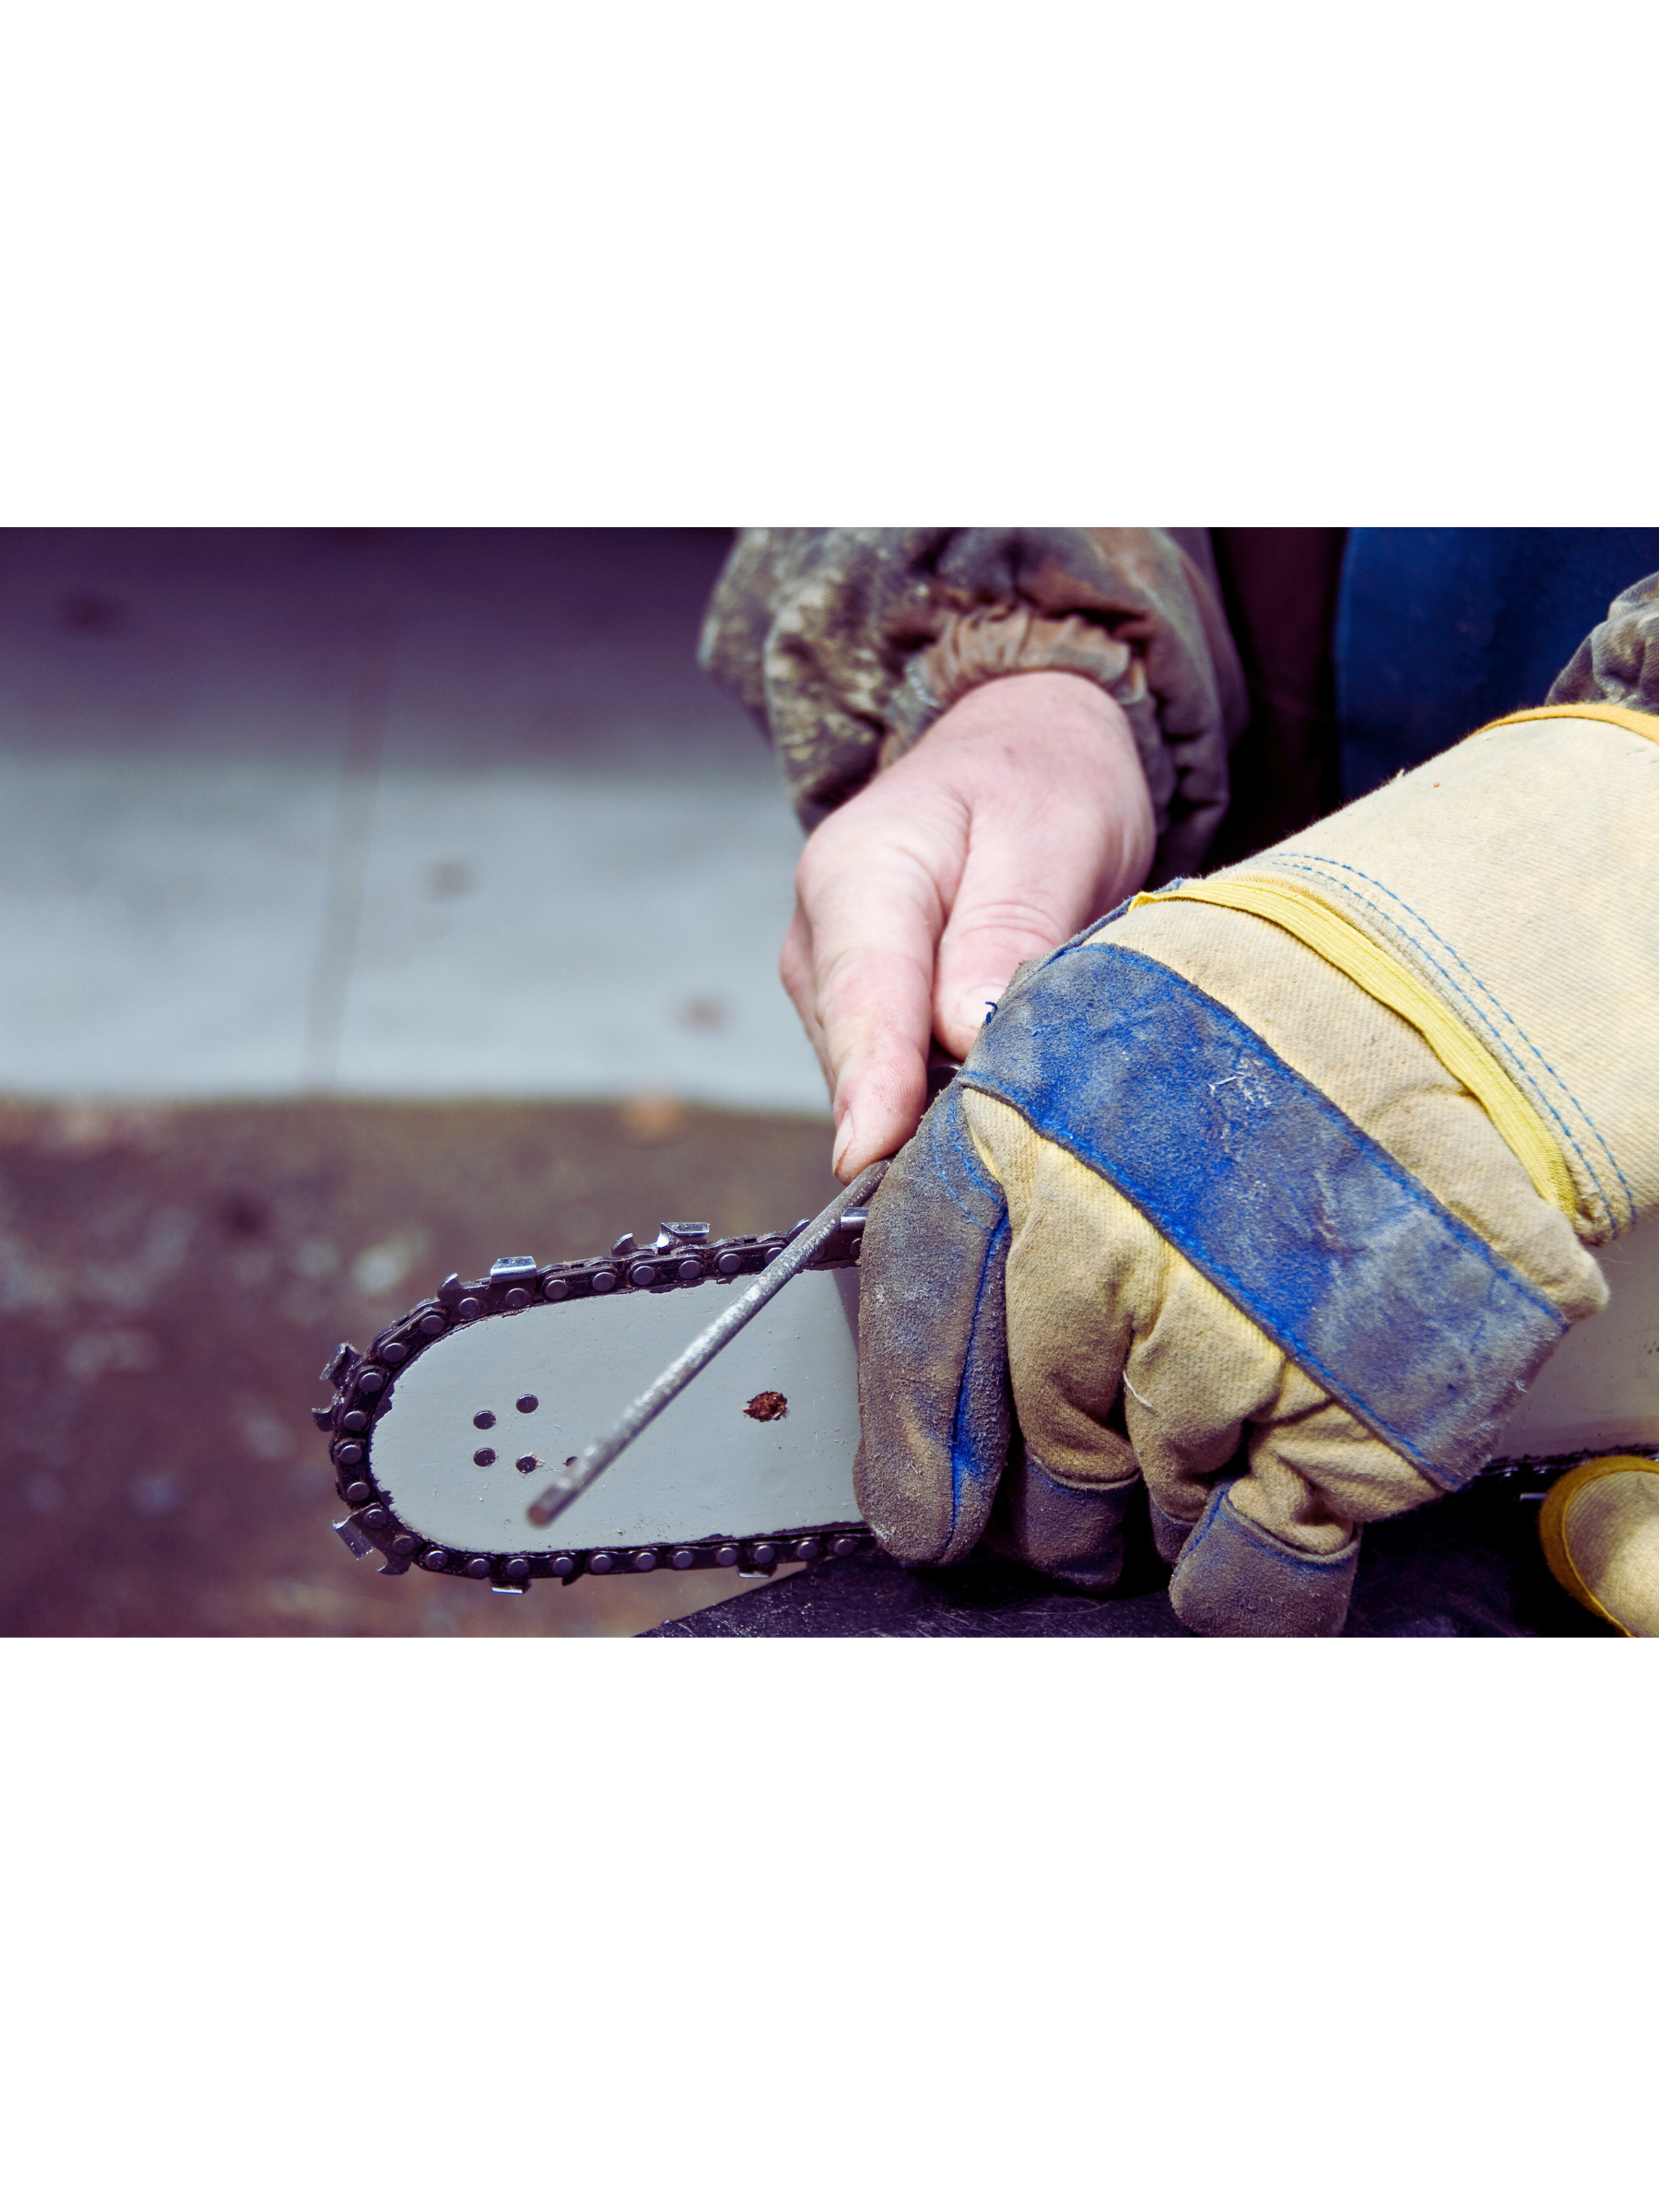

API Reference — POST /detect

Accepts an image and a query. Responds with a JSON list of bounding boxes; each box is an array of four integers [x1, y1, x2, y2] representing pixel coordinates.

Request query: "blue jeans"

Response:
[[1335, 527, 1659, 799]]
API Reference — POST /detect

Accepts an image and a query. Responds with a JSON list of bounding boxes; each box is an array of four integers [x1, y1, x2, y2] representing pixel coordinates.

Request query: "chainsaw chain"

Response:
[[319, 1213, 877, 1594]]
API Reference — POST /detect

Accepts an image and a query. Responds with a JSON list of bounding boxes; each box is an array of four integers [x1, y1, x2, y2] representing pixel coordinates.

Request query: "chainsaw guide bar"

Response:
[[318, 1213, 877, 1594]]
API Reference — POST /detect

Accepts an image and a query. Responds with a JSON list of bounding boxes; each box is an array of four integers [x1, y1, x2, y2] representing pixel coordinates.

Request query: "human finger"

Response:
[[778, 896, 831, 1087], [794, 819, 947, 1180]]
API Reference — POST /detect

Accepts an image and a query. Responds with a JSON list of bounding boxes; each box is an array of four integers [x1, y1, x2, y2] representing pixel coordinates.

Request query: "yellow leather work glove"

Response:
[[853, 701, 1659, 1634]]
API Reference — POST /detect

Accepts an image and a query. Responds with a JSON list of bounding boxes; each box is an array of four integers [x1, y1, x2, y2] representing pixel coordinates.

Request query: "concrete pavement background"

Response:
[[0, 528, 826, 1108], [0, 530, 838, 1635]]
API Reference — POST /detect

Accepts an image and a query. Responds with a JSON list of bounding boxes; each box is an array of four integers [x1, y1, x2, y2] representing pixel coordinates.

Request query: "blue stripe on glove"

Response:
[[961, 941, 1566, 1487], [853, 1085, 1012, 1561]]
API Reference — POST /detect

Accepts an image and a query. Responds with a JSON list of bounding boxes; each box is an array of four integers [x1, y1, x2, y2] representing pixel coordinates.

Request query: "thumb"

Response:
[[932, 879, 1097, 1060]]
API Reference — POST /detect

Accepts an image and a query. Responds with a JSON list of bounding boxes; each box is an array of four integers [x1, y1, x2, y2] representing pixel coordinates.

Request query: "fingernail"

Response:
[[832, 1114, 855, 1181]]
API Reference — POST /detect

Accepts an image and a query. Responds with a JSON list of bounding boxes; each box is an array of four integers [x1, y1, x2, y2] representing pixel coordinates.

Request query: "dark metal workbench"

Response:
[[651, 1472, 1617, 1637]]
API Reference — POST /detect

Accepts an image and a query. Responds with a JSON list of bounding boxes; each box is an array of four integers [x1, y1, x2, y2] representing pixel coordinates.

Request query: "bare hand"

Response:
[[782, 671, 1157, 1180]]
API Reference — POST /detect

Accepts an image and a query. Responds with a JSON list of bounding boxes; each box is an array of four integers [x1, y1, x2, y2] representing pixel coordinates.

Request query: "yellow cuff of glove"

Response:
[[1539, 1455, 1659, 1636]]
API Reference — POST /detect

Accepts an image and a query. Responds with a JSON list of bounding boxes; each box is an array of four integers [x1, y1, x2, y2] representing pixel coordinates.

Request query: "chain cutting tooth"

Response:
[[335, 1517, 377, 1559], [324, 1220, 877, 1591]]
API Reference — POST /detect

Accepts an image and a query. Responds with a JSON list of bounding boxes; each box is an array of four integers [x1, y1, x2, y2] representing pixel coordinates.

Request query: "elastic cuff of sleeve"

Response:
[[1168, 1480, 1359, 1638], [982, 1452, 1137, 1592]]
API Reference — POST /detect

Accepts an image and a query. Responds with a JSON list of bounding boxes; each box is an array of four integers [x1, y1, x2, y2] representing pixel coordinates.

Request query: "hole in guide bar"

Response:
[[743, 1391, 788, 1423]]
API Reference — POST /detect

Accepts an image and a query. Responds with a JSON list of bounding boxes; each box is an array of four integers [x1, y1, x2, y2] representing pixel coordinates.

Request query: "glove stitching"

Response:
[[979, 952, 1565, 1327], [1281, 851, 1628, 1221], [1202, 1482, 1359, 1573], [1270, 853, 1631, 1229], [964, 1067, 1496, 1488], [931, 1091, 1006, 1214], [924, 1093, 1013, 1543], [962, 942, 1566, 1488], [948, 1212, 1011, 1534], [1025, 1452, 1139, 1499]]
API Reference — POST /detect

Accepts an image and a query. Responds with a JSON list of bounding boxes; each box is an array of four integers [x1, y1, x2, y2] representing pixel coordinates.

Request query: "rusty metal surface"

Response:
[[0, 1094, 836, 1635]]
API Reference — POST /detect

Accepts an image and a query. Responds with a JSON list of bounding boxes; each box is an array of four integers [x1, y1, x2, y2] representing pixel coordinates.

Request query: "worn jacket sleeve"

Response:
[[1548, 568, 1659, 712], [698, 527, 1250, 880]]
